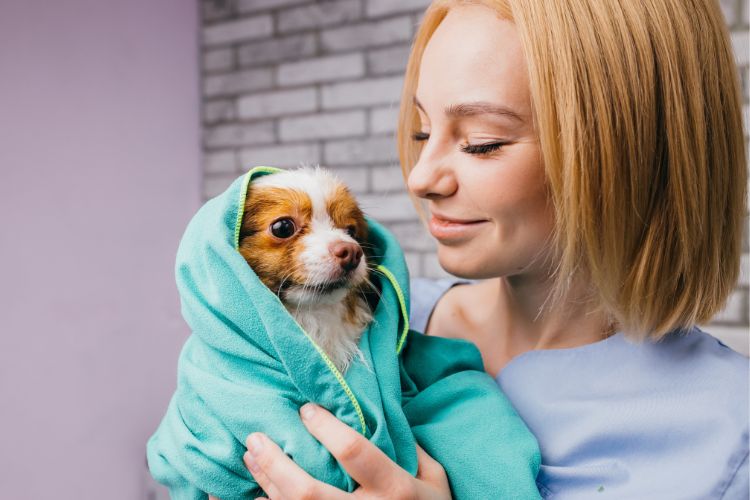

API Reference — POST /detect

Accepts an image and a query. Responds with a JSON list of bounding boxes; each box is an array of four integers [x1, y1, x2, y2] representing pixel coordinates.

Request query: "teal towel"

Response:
[[147, 166, 541, 499]]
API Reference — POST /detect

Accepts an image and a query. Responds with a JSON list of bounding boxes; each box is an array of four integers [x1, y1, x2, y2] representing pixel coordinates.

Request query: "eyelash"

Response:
[[411, 132, 506, 155]]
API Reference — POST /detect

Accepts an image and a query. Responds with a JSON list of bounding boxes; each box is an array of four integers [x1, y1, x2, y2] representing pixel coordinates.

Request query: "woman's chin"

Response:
[[435, 245, 497, 280]]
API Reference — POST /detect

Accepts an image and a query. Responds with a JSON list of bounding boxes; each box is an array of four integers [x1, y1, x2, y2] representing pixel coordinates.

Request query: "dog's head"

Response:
[[238, 166, 370, 306]]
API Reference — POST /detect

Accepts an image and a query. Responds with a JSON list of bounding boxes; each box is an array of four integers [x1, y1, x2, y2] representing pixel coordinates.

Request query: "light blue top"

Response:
[[410, 277, 749, 499]]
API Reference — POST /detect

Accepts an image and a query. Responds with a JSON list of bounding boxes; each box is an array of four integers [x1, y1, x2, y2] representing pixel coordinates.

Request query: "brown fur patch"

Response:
[[238, 185, 312, 294]]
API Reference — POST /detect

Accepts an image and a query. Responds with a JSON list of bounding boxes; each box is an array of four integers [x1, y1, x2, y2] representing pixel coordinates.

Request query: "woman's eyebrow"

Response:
[[413, 96, 524, 123]]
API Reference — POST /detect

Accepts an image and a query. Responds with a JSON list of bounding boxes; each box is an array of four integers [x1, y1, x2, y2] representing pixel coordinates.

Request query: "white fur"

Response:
[[284, 294, 373, 373]]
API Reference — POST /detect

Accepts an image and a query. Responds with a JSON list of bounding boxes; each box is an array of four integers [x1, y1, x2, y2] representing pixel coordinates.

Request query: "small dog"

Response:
[[238, 166, 375, 373]]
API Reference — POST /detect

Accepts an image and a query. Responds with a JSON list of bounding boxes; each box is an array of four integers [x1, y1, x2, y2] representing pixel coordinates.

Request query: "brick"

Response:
[[202, 16, 273, 46], [240, 142, 321, 168], [322, 76, 403, 109], [367, 45, 411, 75], [386, 221, 436, 252], [238, 0, 309, 14], [203, 48, 234, 72], [720, 0, 739, 27], [205, 150, 238, 173], [422, 252, 454, 279], [204, 122, 275, 148], [203, 99, 237, 124], [355, 191, 418, 221], [277, 54, 365, 85], [278, 0, 362, 33], [732, 30, 749, 66], [739, 65, 749, 103], [237, 34, 316, 66], [324, 136, 398, 164], [203, 68, 273, 97], [320, 16, 412, 52], [711, 289, 748, 323], [201, 0, 236, 23], [328, 165, 369, 193], [280, 110, 367, 141], [204, 173, 240, 199], [237, 87, 317, 119], [365, 0, 431, 18], [370, 105, 399, 134], [371, 164, 407, 192]]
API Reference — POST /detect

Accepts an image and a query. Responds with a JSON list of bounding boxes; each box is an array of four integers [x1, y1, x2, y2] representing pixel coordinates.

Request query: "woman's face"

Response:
[[408, 5, 555, 280]]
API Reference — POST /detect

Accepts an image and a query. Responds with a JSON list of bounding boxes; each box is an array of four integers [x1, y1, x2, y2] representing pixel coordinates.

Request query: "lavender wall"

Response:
[[0, 1, 200, 498]]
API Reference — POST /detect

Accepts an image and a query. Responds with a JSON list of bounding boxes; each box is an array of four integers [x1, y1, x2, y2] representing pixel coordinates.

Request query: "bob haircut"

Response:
[[397, 0, 747, 340]]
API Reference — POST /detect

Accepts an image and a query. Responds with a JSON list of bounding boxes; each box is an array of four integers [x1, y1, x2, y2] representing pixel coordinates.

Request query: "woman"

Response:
[[227, 0, 748, 498]]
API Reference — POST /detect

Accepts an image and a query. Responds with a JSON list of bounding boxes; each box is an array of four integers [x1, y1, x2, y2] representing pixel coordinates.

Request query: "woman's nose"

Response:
[[407, 154, 457, 200]]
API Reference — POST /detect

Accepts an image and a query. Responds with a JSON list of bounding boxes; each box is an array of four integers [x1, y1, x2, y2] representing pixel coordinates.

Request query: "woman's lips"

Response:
[[428, 214, 488, 241]]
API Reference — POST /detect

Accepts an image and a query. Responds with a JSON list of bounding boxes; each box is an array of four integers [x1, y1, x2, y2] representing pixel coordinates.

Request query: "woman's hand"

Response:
[[241, 403, 451, 500]]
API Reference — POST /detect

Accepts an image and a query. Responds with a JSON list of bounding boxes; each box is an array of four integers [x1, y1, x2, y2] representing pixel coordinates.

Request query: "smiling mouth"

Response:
[[428, 215, 489, 241]]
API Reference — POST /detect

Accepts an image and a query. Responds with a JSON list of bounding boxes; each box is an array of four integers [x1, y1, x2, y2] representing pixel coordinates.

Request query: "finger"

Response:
[[245, 432, 349, 500], [243, 450, 287, 500], [415, 444, 448, 484], [299, 403, 407, 490]]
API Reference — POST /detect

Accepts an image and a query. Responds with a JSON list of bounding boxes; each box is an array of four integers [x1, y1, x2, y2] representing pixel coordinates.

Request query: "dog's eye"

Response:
[[270, 218, 296, 239], [346, 225, 356, 238]]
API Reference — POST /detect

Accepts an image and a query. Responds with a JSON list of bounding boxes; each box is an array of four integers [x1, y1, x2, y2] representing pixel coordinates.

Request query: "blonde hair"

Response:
[[397, 0, 747, 340]]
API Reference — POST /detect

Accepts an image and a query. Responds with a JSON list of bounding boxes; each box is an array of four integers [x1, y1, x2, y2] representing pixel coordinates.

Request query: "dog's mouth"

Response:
[[276, 277, 352, 300], [311, 278, 351, 294]]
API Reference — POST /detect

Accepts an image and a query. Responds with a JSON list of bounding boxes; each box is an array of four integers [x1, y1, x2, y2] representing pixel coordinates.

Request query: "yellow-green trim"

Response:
[[234, 166, 281, 250], [376, 265, 411, 355], [233, 166, 368, 436]]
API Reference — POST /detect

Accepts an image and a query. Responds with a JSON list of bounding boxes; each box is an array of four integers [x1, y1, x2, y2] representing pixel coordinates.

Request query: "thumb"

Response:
[[415, 444, 446, 482]]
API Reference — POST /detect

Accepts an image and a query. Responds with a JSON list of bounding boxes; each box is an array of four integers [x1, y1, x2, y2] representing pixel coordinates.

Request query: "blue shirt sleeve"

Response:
[[409, 277, 472, 333]]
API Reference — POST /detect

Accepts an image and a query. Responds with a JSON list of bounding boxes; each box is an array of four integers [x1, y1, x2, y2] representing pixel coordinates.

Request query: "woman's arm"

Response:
[[241, 403, 451, 499]]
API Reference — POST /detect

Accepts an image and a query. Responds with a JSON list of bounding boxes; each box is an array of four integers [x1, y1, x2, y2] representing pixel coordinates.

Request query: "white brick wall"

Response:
[[321, 76, 403, 109], [239, 142, 320, 168], [202, 15, 273, 45], [277, 53, 365, 85], [203, 68, 273, 97], [279, 110, 367, 140], [320, 16, 413, 52], [198, 0, 750, 350], [237, 87, 317, 119]]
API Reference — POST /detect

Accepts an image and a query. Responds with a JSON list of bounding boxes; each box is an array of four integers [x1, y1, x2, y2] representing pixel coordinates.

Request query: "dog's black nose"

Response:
[[330, 241, 362, 272]]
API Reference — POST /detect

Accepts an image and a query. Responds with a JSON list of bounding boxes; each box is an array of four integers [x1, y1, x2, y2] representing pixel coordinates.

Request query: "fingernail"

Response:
[[300, 403, 317, 420], [244, 451, 261, 474], [247, 433, 264, 456]]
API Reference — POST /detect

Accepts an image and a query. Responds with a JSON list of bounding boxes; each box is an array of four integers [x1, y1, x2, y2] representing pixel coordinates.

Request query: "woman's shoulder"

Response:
[[409, 276, 478, 336], [655, 326, 748, 384]]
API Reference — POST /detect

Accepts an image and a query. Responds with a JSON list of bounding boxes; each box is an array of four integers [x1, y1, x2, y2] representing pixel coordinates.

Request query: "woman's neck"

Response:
[[478, 272, 613, 357]]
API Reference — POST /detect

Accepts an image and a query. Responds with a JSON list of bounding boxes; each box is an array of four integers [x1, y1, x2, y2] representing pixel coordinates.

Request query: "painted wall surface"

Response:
[[0, 1, 201, 498]]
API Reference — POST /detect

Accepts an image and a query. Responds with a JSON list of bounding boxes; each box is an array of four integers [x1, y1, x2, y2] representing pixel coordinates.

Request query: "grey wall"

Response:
[[0, 1, 201, 498], [198, 0, 750, 353]]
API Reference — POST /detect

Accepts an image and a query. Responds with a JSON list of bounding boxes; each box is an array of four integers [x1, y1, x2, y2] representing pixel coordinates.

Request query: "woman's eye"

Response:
[[460, 142, 507, 155], [412, 131, 430, 141], [270, 218, 296, 238]]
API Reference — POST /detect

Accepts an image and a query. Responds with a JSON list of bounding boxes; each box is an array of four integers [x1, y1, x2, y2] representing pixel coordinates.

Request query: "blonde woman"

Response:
[[227, 0, 748, 498]]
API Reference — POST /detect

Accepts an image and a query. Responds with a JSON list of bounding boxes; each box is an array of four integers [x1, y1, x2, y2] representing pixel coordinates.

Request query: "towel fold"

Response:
[[146, 166, 541, 499]]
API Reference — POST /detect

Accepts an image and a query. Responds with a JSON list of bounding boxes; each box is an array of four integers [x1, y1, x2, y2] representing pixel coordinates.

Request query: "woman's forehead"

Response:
[[416, 5, 530, 120]]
